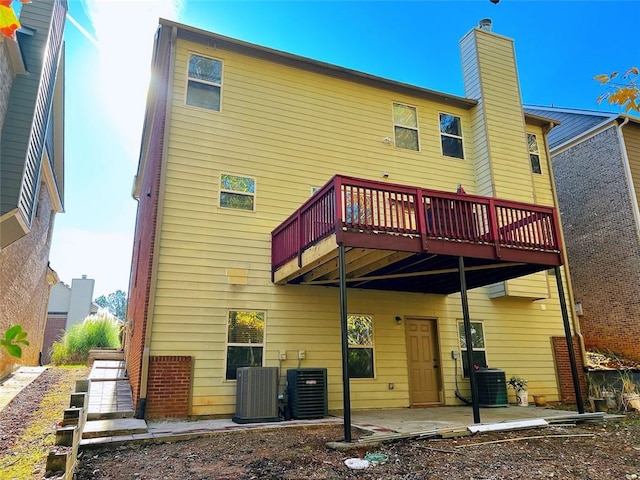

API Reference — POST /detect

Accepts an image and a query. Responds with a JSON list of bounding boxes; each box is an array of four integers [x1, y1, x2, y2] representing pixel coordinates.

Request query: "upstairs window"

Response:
[[458, 321, 487, 377], [226, 310, 265, 380], [528, 133, 542, 174], [347, 315, 374, 378], [220, 174, 255, 211], [393, 103, 419, 151], [187, 53, 222, 111], [439, 113, 464, 159]]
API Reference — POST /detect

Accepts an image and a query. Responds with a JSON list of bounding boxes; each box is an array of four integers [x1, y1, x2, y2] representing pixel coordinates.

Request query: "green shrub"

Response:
[[50, 311, 121, 365]]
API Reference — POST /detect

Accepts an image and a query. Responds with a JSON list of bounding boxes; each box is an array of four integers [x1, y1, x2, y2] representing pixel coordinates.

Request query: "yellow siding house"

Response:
[[125, 18, 585, 431]]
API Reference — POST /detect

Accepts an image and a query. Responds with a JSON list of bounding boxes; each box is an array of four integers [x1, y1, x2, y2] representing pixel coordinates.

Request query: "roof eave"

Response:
[[524, 112, 560, 128], [160, 18, 477, 110]]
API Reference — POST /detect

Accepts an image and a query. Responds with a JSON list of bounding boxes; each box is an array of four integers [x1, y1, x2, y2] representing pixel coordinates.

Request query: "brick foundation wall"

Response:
[[145, 356, 192, 419], [41, 314, 67, 364], [0, 186, 56, 378], [552, 336, 587, 404], [552, 127, 640, 359]]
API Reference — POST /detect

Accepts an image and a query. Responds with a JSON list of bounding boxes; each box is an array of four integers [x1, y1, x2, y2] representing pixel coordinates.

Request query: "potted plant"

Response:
[[507, 375, 528, 406]]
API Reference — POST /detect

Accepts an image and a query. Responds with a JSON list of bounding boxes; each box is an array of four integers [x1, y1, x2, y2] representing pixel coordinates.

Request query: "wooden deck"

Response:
[[272, 175, 563, 294]]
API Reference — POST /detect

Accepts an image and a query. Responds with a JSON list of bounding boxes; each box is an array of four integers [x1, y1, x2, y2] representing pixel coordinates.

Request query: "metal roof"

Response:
[[523, 106, 618, 150]]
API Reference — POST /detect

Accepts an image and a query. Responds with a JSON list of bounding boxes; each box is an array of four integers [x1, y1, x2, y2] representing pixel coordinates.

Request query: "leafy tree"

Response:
[[595, 67, 639, 113], [94, 289, 127, 320], [1, 325, 29, 358]]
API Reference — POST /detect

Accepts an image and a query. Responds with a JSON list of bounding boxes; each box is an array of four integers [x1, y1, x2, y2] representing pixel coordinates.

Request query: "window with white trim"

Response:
[[458, 320, 487, 377], [393, 103, 419, 151], [226, 310, 265, 380], [186, 53, 222, 111], [439, 113, 464, 159], [527, 133, 542, 174], [220, 174, 255, 211], [347, 314, 374, 378]]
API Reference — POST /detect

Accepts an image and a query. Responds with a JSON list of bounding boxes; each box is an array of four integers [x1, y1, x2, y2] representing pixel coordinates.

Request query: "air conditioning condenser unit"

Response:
[[232, 367, 280, 424]]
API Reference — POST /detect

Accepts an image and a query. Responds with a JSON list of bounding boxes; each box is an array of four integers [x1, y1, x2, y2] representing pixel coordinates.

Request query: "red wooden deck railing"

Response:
[[272, 176, 561, 271]]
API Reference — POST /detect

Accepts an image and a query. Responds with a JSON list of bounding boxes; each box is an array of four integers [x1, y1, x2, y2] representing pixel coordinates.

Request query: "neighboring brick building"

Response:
[[526, 106, 640, 360], [0, 0, 67, 378]]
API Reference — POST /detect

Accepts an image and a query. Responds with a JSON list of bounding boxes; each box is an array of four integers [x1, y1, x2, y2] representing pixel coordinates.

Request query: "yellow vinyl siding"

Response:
[[527, 124, 555, 207], [460, 29, 535, 202], [147, 36, 570, 416]]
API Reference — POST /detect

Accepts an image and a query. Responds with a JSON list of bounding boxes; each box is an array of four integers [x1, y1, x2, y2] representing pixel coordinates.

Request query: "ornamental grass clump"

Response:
[[50, 311, 121, 365]]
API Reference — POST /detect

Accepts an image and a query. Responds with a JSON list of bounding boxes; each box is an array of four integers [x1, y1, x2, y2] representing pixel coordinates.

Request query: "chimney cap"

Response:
[[478, 18, 492, 31]]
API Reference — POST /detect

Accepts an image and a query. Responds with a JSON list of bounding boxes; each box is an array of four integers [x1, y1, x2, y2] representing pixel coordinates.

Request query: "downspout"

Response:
[[616, 117, 640, 244], [542, 121, 587, 365], [137, 24, 178, 418]]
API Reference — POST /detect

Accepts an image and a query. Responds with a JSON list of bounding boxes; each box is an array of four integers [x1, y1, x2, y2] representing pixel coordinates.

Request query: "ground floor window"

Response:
[[226, 310, 265, 380], [458, 320, 487, 377], [347, 314, 374, 378]]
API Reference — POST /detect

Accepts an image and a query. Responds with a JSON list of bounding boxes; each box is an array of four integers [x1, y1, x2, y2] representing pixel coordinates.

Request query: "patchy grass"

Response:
[[0, 366, 88, 479]]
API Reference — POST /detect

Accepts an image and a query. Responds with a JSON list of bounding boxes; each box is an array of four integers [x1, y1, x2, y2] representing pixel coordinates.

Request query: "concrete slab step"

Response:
[[83, 418, 148, 439], [88, 409, 135, 421]]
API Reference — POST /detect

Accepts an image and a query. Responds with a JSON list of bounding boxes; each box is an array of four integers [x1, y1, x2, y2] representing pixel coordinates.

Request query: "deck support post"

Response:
[[338, 243, 352, 442], [459, 256, 481, 424], [554, 266, 585, 413]]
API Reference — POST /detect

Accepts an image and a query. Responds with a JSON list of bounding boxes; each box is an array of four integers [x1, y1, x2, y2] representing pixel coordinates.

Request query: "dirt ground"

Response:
[[73, 418, 640, 480], [0, 366, 89, 479], [3, 368, 640, 480]]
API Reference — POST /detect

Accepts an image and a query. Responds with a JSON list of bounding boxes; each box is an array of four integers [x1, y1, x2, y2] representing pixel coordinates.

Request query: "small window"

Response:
[[528, 133, 542, 174], [440, 113, 464, 159], [347, 315, 374, 378], [220, 174, 255, 211], [226, 310, 265, 380], [186, 53, 222, 111], [393, 103, 419, 151], [458, 321, 487, 377]]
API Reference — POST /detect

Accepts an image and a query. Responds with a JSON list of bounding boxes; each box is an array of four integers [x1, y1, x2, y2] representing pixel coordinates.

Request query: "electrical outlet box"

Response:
[[298, 350, 306, 360], [451, 350, 459, 360], [279, 350, 286, 360]]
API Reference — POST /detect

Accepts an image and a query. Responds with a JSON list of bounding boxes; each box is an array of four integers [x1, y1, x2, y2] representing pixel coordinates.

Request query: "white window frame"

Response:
[[347, 314, 375, 379], [185, 52, 223, 111], [393, 102, 420, 151], [457, 320, 487, 378], [219, 173, 256, 211], [225, 310, 266, 381], [439, 112, 465, 159], [527, 133, 542, 174]]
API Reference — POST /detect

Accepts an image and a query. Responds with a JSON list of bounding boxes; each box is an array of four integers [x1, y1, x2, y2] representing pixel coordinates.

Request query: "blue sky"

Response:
[[49, 0, 639, 298]]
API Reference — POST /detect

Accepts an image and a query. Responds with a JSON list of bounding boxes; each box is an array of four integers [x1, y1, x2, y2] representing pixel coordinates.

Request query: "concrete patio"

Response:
[[77, 359, 604, 449]]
